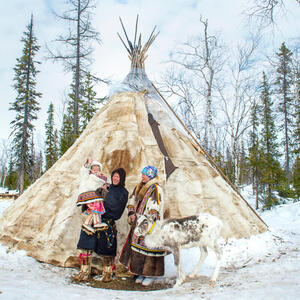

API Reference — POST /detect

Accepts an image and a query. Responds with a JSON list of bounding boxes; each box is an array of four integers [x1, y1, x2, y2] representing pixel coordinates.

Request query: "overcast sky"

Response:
[[0, 0, 299, 149]]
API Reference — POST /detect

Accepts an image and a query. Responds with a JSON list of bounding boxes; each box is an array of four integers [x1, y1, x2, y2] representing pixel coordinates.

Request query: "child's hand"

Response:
[[98, 184, 108, 191], [103, 183, 110, 190], [84, 158, 93, 167]]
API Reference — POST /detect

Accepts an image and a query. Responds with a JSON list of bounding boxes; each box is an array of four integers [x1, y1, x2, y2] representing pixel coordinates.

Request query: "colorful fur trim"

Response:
[[134, 176, 160, 202], [131, 242, 166, 257], [127, 205, 135, 214], [76, 191, 103, 206], [153, 184, 160, 205], [78, 252, 91, 263]]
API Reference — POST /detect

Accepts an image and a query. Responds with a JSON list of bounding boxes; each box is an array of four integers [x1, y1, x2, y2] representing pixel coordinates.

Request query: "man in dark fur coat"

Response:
[[119, 165, 166, 286]]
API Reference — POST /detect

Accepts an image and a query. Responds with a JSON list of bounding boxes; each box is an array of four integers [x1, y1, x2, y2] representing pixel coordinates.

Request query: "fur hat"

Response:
[[141, 165, 158, 180], [90, 161, 102, 171], [111, 168, 126, 186]]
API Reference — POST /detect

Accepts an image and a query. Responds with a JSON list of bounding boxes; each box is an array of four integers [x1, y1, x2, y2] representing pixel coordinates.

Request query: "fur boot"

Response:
[[101, 256, 114, 282], [112, 257, 116, 278], [73, 251, 92, 282]]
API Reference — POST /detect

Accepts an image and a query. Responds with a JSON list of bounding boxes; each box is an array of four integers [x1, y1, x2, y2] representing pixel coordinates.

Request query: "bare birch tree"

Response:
[[219, 38, 260, 185], [0, 139, 9, 187], [163, 17, 225, 154], [159, 68, 202, 142], [245, 0, 300, 28]]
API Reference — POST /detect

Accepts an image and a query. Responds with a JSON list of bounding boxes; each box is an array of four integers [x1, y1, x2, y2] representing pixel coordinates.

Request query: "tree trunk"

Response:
[[74, 0, 81, 137]]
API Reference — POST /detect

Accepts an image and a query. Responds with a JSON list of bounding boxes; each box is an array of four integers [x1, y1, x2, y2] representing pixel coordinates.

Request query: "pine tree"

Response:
[[9, 15, 42, 194], [28, 136, 43, 185], [292, 65, 300, 155], [59, 92, 76, 156], [291, 67, 300, 198], [4, 153, 18, 190], [275, 42, 294, 179], [81, 72, 103, 130], [224, 147, 234, 183], [45, 103, 59, 170], [28, 135, 36, 184], [238, 138, 248, 186], [59, 71, 107, 155], [259, 72, 284, 208], [59, 72, 82, 155], [248, 99, 261, 209], [292, 157, 300, 199]]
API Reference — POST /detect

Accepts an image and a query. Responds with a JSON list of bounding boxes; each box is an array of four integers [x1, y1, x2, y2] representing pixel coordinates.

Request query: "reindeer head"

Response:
[[134, 215, 151, 237]]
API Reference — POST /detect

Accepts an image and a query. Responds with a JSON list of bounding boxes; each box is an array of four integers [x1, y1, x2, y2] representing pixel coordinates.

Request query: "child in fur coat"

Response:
[[76, 158, 109, 234]]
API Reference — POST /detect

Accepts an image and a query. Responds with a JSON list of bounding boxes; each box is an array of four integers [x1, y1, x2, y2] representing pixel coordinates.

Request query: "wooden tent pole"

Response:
[[151, 82, 268, 227]]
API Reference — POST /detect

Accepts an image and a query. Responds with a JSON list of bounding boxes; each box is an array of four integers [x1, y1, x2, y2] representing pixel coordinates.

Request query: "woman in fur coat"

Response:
[[74, 168, 128, 282], [119, 165, 166, 286]]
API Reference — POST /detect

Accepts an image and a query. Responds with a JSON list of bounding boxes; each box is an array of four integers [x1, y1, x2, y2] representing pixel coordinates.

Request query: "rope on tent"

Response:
[[151, 82, 268, 227]]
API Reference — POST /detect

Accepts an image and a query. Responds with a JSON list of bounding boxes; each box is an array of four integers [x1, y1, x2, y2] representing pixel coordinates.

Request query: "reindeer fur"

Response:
[[134, 213, 223, 286]]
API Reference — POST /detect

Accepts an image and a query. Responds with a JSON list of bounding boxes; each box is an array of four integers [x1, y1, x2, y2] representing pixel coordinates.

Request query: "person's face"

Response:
[[112, 173, 120, 185], [91, 165, 101, 174], [141, 173, 150, 183]]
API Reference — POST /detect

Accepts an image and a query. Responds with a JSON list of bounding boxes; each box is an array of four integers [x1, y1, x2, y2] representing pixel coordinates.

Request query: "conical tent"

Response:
[[0, 17, 267, 268]]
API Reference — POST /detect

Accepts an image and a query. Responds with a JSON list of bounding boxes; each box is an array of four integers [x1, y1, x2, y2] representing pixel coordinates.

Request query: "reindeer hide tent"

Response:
[[0, 18, 267, 268]]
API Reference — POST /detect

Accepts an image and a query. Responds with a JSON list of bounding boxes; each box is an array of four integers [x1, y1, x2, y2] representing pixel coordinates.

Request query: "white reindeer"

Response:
[[134, 213, 223, 286]]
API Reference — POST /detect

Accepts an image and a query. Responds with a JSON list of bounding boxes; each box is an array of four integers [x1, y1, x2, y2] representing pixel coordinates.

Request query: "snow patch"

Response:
[[1, 194, 300, 299]]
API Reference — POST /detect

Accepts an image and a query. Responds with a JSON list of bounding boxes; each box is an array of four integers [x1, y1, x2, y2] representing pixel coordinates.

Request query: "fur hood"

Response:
[[111, 168, 126, 187], [90, 160, 102, 171]]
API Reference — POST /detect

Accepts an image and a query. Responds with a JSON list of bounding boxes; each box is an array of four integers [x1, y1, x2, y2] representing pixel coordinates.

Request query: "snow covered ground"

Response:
[[1, 191, 300, 300]]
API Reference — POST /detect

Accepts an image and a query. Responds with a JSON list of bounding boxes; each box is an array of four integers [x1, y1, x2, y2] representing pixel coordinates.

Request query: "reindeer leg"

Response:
[[189, 245, 208, 279], [210, 242, 221, 286], [173, 247, 185, 286]]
